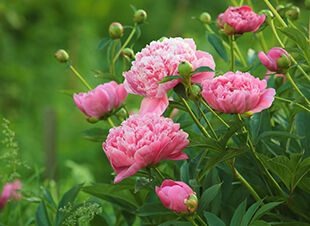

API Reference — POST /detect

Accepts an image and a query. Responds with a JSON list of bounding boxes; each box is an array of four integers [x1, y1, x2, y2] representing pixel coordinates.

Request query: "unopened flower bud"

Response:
[[87, 117, 100, 123], [259, 9, 273, 20], [184, 193, 198, 215], [189, 85, 201, 101], [285, 6, 300, 21], [55, 49, 69, 63], [109, 22, 124, 39], [133, 9, 147, 24], [306, 0, 310, 10], [122, 48, 135, 59], [178, 61, 193, 77], [199, 12, 211, 24], [277, 54, 290, 70]]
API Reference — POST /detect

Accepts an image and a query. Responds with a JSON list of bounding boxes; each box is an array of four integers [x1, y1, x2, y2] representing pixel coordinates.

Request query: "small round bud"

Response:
[[55, 49, 69, 63], [306, 0, 310, 10], [199, 12, 211, 24], [277, 54, 290, 70], [122, 48, 135, 59], [133, 9, 147, 24], [285, 6, 300, 21], [184, 193, 198, 215], [189, 85, 201, 101], [159, 36, 167, 42], [87, 117, 100, 124], [109, 22, 124, 39], [178, 61, 193, 77]]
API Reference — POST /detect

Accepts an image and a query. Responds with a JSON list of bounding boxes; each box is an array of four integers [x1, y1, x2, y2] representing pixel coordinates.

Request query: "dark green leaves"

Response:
[[207, 33, 228, 62], [198, 183, 222, 213], [36, 201, 52, 226]]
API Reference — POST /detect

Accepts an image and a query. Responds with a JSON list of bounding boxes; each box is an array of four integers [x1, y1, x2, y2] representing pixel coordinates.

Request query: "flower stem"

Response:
[[239, 0, 244, 6], [109, 40, 118, 75], [179, 96, 212, 138], [107, 117, 116, 128], [195, 101, 218, 139], [112, 26, 136, 65], [229, 35, 236, 72], [196, 215, 208, 226], [233, 42, 247, 67], [154, 167, 165, 181], [285, 72, 310, 106], [257, 32, 269, 53], [69, 65, 92, 91], [187, 216, 199, 226], [274, 96, 310, 113], [263, 0, 287, 27], [199, 98, 230, 128]]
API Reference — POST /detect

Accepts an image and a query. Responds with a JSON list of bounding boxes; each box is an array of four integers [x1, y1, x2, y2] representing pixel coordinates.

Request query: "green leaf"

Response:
[[160, 221, 191, 226], [97, 38, 111, 50], [58, 89, 77, 97], [92, 69, 118, 82], [188, 134, 222, 151], [207, 33, 228, 62], [255, 131, 302, 144], [198, 183, 222, 213], [191, 66, 214, 75], [251, 201, 283, 223], [42, 188, 57, 209], [174, 83, 187, 99], [250, 220, 271, 226], [294, 156, 310, 189], [219, 120, 243, 147], [230, 199, 247, 226], [296, 111, 310, 156], [129, 4, 137, 13], [298, 176, 310, 194], [36, 201, 52, 226], [240, 200, 263, 226], [181, 161, 190, 183], [81, 128, 110, 142], [136, 202, 173, 216], [55, 184, 83, 226], [168, 100, 188, 112], [204, 211, 226, 226], [157, 75, 182, 84]]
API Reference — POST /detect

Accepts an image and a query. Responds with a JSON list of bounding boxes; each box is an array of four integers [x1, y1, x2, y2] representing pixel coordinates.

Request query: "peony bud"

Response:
[[133, 9, 147, 24], [285, 6, 300, 21], [189, 85, 201, 101], [178, 61, 193, 78], [277, 54, 290, 70], [306, 0, 310, 10], [109, 22, 124, 39], [55, 49, 69, 63], [258, 47, 290, 72], [199, 12, 211, 24], [122, 48, 135, 59], [184, 193, 198, 215]]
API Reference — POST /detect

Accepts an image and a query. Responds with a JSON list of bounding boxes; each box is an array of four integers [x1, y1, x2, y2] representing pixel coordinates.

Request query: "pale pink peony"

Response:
[[0, 180, 22, 211], [73, 81, 127, 119], [123, 37, 215, 115], [156, 180, 197, 214], [102, 113, 189, 183], [258, 47, 290, 72], [217, 6, 265, 35], [202, 71, 276, 114]]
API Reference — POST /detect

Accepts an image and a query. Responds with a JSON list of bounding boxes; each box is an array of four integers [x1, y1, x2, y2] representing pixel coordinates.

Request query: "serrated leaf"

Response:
[[230, 199, 247, 226], [157, 75, 182, 84], [36, 201, 52, 226], [97, 38, 111, 50], [191, 66, 214, 75], [240, 200, 263, 226], [204, 211, 226, 226], [207, 33, 228, 62], [198, 183, 222, 213]]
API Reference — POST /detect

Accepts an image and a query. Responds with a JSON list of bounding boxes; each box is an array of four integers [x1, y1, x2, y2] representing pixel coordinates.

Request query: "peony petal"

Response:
[[139, 95, 169, 116]]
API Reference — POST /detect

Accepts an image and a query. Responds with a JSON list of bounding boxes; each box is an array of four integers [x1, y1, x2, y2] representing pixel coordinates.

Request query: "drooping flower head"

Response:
[[156, 180, 198, 214], [123, 37, 215, 115], [73, 81, 127, 119], [103, 113, 189, 183], [0, 180, 22, 212], [258, 47, 290, 72], [217, 6, 265, 35], [202, 71, 276, 114]]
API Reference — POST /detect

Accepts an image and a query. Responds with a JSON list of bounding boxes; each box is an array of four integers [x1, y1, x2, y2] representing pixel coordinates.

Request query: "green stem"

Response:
[[107, 117, 116, 127], [154, 167, 165, 181], [239, 0, 244, 6], [263, 0, 287, 27], [233, 42, 247, 67], [195, 101, 218, 139], [275, 96, 310, 113], [269, 19, 310, 83], [69, 65, 92, 91], [199, 98, 230, 128], [229, 35, 236, 72], [257, 32, 269, 53], [285, 72, 310, 106], [187, 216, 198, 226], [179, 96, 212, 138], [112, 26, 136, 65], [109, 40, 118, 75], [196, 215, 208, 226]]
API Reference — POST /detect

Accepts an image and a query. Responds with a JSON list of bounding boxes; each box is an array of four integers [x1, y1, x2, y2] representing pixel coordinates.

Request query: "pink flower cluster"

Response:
[[0, 180, 22, 212], [202, 71, 276, 114], [217, 6, 265, 35], [123, 37, 215, 115], [103, 113, 189, 183], [73, 81, 127, 119]]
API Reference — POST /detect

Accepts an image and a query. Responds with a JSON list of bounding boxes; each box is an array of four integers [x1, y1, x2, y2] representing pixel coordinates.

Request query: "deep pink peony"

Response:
[[123, 37, 215, 115], [0, 180, 22, 211], [217, 6, 265, 35], [73, 81, 127, 119], [202, 71, 276, 114], [156, 180, 197, 214], [103, 113, 189, 183], [258, 47, 290, 72]]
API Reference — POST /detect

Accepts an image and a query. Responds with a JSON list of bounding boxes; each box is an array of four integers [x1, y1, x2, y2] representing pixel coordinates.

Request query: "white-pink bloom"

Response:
[[202, 71, 276, 114], [123, 37, 215, 115]]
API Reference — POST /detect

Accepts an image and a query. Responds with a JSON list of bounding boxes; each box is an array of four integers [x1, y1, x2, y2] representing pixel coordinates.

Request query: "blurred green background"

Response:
[[0, 0, 307, 199]]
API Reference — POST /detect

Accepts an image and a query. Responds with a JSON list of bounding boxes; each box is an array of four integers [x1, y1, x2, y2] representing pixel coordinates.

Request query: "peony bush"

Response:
[[2, 0, 310, 225]]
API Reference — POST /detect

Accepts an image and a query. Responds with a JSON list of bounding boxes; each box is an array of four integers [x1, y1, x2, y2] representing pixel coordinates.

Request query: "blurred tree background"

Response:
[[0, 0, 307, 210]]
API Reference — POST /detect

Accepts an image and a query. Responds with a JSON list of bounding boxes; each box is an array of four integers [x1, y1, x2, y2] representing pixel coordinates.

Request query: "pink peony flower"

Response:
[[102, 113, 189, 183], [123, 37, 215, 115], [156, 180, 198, 214], [217, 6, 265, 35], [0, 180, 22, 211], [73, 81, 127, 119], [202, 71, 276, 114], [258, 47, 290, 72]]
